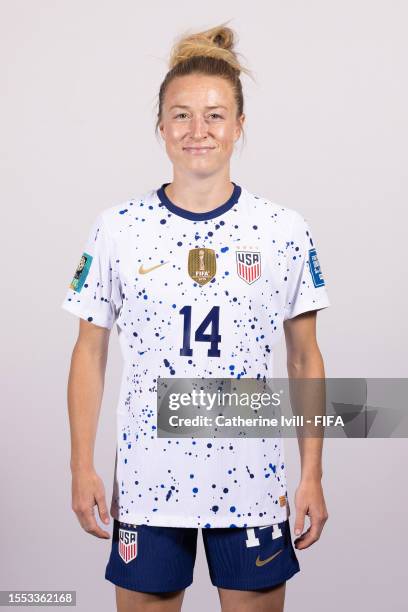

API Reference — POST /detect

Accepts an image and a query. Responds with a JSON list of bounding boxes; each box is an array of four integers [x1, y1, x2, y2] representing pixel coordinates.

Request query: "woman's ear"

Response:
[[235, 113, 245, 141]]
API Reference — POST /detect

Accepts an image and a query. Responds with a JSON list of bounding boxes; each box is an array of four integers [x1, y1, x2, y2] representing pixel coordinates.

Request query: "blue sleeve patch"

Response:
[[308, 248, 325, 287], [69, 252, 93, 292]]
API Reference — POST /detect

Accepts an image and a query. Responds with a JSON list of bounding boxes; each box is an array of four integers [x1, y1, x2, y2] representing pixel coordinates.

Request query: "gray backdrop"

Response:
[[1, 1, 407, 610]]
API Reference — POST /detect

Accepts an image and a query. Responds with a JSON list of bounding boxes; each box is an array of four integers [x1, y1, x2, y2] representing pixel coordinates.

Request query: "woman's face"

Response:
[[159, 74, 244, 178]]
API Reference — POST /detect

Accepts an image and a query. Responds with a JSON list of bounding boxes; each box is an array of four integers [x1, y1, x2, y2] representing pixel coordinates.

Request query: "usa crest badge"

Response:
[[188, 248, 216, 285], [236, 250, 261, 284], [118, 526, 138, 563]]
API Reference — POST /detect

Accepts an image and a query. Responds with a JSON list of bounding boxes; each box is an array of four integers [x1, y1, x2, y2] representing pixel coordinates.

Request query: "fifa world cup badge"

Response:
[[188, 248, 216, 285]]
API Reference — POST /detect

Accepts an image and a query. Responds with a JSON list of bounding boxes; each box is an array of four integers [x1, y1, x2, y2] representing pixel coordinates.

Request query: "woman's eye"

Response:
[[174, 113, 223, 119]]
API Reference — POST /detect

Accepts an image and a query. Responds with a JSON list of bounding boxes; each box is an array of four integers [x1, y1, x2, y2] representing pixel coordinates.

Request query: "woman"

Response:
[[62, 22, 330, 612]]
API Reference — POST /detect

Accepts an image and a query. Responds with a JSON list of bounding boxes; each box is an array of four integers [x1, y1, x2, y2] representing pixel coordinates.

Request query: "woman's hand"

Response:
[[71, 468, 111, 538], [293, 478, 328, 550]]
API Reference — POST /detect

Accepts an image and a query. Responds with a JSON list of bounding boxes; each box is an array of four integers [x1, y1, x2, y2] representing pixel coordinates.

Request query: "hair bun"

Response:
[[211, 27, 234, 51], [168, 21, 249, 76]]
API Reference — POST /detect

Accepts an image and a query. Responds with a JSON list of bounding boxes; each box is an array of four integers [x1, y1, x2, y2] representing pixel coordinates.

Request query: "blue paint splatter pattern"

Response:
[[61, 183, 330, 527]]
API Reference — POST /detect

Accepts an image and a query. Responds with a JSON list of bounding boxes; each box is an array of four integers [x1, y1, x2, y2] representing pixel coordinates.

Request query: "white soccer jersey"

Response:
[[61, 182, 330, 528]]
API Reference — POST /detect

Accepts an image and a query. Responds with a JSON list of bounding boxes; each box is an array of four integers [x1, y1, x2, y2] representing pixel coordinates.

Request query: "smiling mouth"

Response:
[[183, 146, 216, 153]]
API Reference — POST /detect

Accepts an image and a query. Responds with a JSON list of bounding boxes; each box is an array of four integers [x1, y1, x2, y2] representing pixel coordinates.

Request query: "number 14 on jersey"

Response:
[[179, 305, 221, 357]]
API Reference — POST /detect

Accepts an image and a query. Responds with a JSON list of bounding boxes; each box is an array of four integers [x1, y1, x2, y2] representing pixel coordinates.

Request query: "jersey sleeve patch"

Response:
[[69, 252, 93, 292], [308, 248, 325, 287]]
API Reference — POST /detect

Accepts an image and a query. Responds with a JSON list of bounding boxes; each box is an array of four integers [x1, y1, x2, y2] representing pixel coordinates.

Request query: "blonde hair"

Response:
[[155, 21, 253, 142]]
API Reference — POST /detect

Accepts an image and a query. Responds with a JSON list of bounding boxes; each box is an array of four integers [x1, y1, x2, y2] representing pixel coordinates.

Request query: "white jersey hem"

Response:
[[110, 507, 290, 528]]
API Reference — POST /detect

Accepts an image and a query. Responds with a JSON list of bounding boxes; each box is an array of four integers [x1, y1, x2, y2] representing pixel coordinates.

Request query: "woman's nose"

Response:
[[189, 116, 209, 138]]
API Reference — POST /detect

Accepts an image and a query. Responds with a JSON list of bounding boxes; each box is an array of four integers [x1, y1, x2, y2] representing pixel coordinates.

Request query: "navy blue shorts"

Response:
[[105, 518, 300, 593]]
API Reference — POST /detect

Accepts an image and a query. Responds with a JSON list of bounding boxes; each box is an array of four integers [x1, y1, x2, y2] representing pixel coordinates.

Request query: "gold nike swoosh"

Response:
[[255, 548, 283, 567], [138, 261, 169, 274]]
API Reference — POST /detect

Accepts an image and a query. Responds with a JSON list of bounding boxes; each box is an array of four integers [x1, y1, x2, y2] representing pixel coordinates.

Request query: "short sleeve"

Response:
[[283, 211, 330, 321], [61, 212, 120, 329]]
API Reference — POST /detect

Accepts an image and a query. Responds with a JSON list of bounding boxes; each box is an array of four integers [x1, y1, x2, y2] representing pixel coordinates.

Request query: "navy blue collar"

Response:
[[156, 182, 242, 221]]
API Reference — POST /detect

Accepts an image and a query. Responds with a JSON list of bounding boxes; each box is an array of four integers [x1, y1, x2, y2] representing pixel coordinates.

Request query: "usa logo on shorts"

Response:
[[236, 250, 261, 284], [118, 527, 138, 563]]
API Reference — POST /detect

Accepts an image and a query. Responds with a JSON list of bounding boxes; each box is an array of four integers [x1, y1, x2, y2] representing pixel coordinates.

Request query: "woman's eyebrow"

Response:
[[169, 104, 228, 110]]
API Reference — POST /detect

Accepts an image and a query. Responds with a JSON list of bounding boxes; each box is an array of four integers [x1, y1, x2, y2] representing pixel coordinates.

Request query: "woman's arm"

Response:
[[283, 310, 329, 550], [67, 318, 111, 539]]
